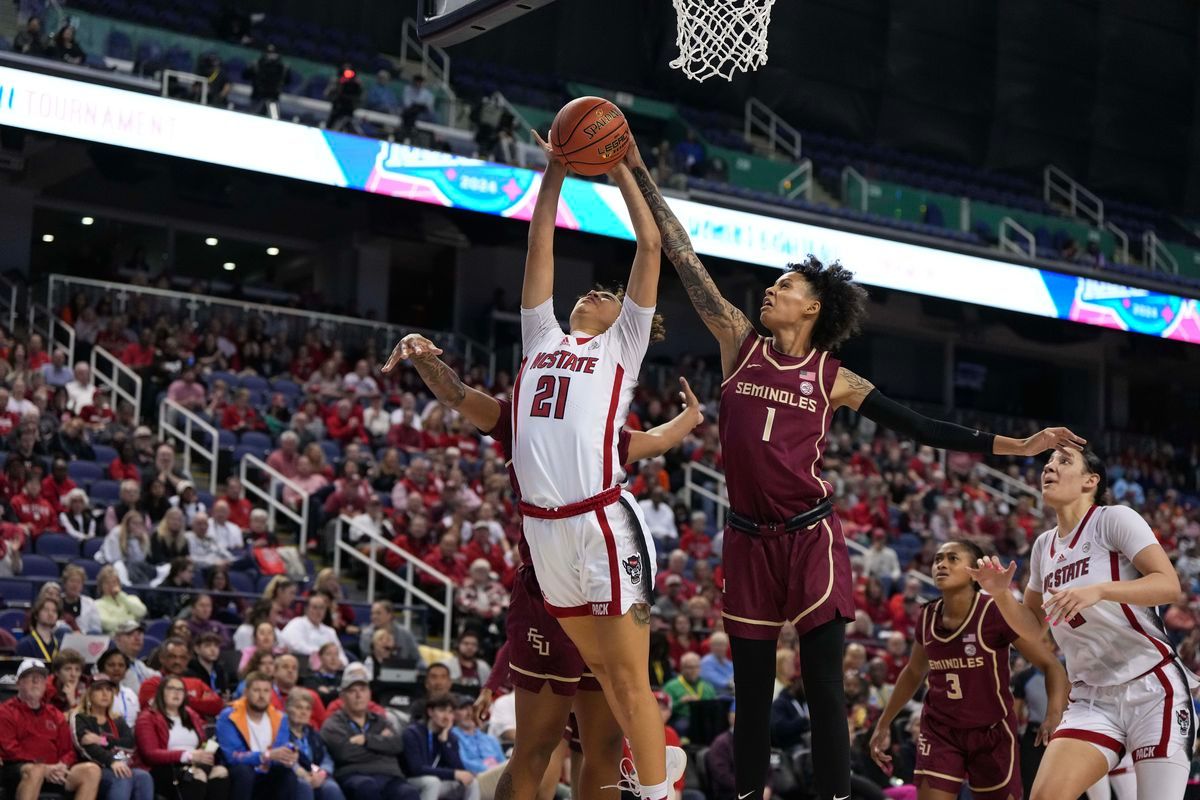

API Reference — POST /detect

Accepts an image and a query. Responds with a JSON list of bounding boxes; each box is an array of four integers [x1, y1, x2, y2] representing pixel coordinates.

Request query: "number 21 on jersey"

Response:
[[530, 376, 571, 419]]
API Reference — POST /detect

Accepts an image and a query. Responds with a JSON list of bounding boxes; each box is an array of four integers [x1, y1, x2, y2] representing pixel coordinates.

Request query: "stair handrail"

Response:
[[972, 462, 1042, 510], [158, 398, 220, 493], [1105, 221, 1131, 264], [1000, 217, 1036, 258], [331, 514, 455, 651], [1142, 231, 1180, 275], [841, 166, 869, 212], [743, 97, 802, 160], [238, 453, 310, 554], [779, 159, 813, 201], [90, 345, 142, 425], [160, 69, 208, 105], [1043, 164, 1105, 228], [0, 275, 19, 334]]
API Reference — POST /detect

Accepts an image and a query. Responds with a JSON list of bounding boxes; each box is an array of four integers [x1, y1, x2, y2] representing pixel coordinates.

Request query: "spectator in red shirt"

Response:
[[654, 549, 696, 596], [109, 441, 141, 483], [325, 399, 367, 446], [266, 430, 301, 479], [397, 458, 443, 508], [41, 457, 77, 515], [120, 329, 156, 369], [627, 457, 670, 499], [137, 638, 225, 721], [223, 476, 253, 529], [421, 532, 468, 587], [220, 388, 266, 433], [0, 659, 102, 797], [678, 511, 713, 561], [321, 465, 371, 521], [386, 409, 424, 454], [27, 333, 49, 370], [881, 631, 909, 684], [12, 475, 57, 537], [385, 513, 435, 570]]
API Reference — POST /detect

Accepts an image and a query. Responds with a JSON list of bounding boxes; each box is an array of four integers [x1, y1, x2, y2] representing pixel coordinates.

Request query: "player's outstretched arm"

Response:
[[831, 367, 1087, 456], [626, 378, 704, 462], [965, 557, 1047, 642], [381, 334, 500, 433], [869, 638, 929, 772], [1012, 634, 1068, 746], [522, 130, 568, 310], [609, 147, 661, 308], [624, 144, 752, 377]]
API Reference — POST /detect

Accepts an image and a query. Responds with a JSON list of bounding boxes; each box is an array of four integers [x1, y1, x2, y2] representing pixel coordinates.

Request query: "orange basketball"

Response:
[[549, 97, 630, 176]]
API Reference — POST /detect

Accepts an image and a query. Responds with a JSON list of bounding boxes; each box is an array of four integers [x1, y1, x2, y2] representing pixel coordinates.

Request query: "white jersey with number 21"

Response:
[[512, 296, 653, 510], [1028, 504, 1174, 687]]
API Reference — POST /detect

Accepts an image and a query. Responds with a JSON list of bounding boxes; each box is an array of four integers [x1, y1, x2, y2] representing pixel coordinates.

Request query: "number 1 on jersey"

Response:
[[530, 375, 571, 419], [762, 407, 776, 442]]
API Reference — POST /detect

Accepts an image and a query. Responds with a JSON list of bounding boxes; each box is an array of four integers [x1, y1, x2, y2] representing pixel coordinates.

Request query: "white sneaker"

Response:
[[604, 746, 689, 798]]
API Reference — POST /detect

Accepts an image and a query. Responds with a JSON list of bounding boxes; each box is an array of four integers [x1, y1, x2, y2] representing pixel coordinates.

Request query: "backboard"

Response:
[[417, 0, 559, 46]]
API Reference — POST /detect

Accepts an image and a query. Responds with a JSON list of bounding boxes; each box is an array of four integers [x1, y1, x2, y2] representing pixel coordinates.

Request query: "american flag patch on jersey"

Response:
[[963, 634, 976, 643], [798, 370, 816, 381]]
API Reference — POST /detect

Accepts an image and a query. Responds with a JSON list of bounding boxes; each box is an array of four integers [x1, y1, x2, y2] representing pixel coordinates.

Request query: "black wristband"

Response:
[[858, 389, 995, 454]]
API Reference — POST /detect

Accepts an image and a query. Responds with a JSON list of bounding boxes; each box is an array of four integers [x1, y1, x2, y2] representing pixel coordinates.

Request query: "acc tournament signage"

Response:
[[1, 65, 1196, 345]]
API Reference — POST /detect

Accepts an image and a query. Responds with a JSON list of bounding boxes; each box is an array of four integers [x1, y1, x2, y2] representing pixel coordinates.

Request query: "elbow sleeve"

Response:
[[858, 390, 994, 454]]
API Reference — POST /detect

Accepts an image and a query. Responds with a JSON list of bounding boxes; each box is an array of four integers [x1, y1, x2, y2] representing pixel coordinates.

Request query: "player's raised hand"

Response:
[[867, 725, 892, 772], [622, 131, 645, 170], [1018, 426, 1087, 456], [1042, 584, 1104, 628], [531, 129, 567, 171], [678, 377, 703, 428], [381, 333, 442, 373], [965, 555, 1017, 595]]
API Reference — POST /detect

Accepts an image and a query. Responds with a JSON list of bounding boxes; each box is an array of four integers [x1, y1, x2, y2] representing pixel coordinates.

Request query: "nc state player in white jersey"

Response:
[[513, 131, 680, 800], [971, 449, 1190, 800]]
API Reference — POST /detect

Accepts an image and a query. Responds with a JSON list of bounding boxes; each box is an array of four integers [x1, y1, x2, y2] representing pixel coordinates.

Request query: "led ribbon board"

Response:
[[1, 65, 1196, 344]]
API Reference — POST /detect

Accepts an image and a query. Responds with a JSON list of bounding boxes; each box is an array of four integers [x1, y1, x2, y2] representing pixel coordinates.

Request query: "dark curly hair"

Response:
[[582, 285, 667, 344], [784, 255, 869, 351]]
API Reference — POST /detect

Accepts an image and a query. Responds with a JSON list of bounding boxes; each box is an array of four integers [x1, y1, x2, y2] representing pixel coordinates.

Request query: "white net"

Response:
[[670, 0, 775, 83]]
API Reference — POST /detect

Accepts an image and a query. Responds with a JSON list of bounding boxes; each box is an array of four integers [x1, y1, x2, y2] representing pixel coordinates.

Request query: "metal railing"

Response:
[[779, 159, 813, 201], [1143, 231, 1180, 274], [681, 461, 936, 590], [331, 513, 455, 651], [841, 166, 869, 212], [158, 398, 220, 493], [161, 70, 208, 105], [0, 276, 19, 333], [743, 98, 802, 160], [49, 316, 75, 367], [1105, 221, 1131, 264], [1000, 217, 1035, 258], [972, 462, 1042, 511], [91, 345, 142, 425], [1044, 164, 1105, 227], [46, 274, 494, 379], [239, 453, 311, 553], [398, 17, 459, 125]]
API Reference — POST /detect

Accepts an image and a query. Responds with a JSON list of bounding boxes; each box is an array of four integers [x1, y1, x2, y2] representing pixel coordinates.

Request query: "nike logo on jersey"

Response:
[[737, 793, 754, 799]]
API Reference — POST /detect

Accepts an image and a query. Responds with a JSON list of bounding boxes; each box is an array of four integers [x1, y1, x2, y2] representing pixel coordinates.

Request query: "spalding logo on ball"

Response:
[[550, 96, 631, 176]]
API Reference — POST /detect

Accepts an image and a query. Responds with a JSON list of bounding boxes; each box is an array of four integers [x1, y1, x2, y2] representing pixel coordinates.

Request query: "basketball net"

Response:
[[670, 0, 775, 83]]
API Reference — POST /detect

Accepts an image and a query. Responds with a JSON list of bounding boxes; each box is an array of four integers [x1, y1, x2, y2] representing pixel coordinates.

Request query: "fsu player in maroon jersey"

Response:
[[382, 332, 703, 800], [869, 541, 1068, 800], [626, 163, 1086, 800]]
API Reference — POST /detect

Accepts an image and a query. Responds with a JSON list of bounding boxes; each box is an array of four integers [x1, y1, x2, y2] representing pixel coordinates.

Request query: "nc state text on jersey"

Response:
[[733, 381, 819, 412], [529, 350, 599, 373], [1043, 557, 1090, 592]]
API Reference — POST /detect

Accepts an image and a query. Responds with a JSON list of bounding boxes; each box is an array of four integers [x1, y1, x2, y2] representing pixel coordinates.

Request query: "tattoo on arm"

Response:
[[840, 368, 875, 396], [630, 165, 751, 340], [412, 357, 467, 409]]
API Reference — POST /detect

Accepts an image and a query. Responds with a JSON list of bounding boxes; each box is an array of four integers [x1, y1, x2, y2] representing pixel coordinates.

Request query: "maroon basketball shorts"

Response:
[[720, 513, 855, 640], [507, 567, 601, 695], [914, 712, 1022, 800]]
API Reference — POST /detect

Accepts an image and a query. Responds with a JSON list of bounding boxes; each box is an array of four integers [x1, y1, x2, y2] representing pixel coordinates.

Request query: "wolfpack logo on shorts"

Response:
[[1179, 708, 1191, 736], [622, 554, 642, 585]]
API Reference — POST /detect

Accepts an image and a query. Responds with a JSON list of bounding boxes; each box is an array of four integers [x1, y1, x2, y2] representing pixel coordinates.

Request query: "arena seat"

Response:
[[239, 431, 272, 453], [90, 479, 121, 505], [68, 461, 104, 484], [34, 534, 81, 562], [92, 445, 118, 465], [0, 579, 32, 606], [82, 538, 105, 560], [0, 608, 26, 635], [70, 558, 102, 579], [21, 554, 60, 578]]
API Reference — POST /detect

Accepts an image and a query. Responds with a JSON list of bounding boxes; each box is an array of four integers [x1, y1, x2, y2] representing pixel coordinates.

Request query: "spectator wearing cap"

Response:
[[281, 593, 348, 665], [65, 361, 97, 412], [443, 632, 491, 689], [216, 670, 299, 798], [653, 574, 687, 620], [699, 632, 734, 697], [267, 431, 301, 480], [450, 695, 505, 777], [0, 659, 102, 798], [71, 673, 154, 800], [42, 457, 77, 515], [663, 653, 716, 736], [187, 630, 232, 697], [454, 560, 508, 629], [61, 563, 102, 634], [138, 638, 225, 721], [60, 488, 100, 542], [320, 663, 418, 800], [170, 482, 207, 527], [283, 689, 344, 800], [111, 620, 159, 692], [401, 694, 479, 800], [134, 673, 229, 800], [11, 474, 57, 538]]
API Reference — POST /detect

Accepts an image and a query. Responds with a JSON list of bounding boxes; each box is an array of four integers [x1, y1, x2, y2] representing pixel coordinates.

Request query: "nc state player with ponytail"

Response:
[[970, 449, 1191, 800], [625, 160, 1086, 800], [869, 540, 1068, 800]]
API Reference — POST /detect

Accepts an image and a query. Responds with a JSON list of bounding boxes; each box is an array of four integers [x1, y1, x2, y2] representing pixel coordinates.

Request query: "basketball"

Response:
[[549, 97, 631, 176]]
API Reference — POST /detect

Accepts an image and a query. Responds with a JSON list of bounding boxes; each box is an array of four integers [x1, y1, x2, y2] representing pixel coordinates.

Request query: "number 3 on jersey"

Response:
[[530, 376, 571, 419]]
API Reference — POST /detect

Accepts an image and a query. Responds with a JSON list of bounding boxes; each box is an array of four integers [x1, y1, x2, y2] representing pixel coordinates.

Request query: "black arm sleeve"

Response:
[[858, 389, 995, 454]]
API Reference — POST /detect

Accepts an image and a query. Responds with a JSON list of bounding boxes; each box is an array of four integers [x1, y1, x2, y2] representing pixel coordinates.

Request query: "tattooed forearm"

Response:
[[630, 165, 751, 338], [412, 357, 468, 409]]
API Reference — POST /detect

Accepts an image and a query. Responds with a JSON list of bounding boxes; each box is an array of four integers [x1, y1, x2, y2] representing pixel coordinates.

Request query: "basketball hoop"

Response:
[[670, 0, 775, 83]]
